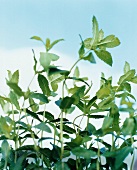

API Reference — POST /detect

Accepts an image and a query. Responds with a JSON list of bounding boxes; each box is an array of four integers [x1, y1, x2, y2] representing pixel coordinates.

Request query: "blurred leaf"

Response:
[[45, 38, 50, 51], [30, 36, 43, 42], [10, 70, 19, 84], [73, 66, 80, 78], [88, 115, 105, 119], [34, 122, 51, 133], [79, 44, 85, 58], [54, 162, 70, 170], [98, 29, 104, 42], [83, 52, 96, 63], [40, 52, 59, 70], [38, 74, 51, 96], [60, 96, 75, 109], [84, 38, 92, 49], [7, 82, 24, 97], [95, 50, 113, 66], [29, 98, 39, 112], [0, 116, 12, 138], [122, 118, 135, 135], [13, 152, 28, 170], [98, 35, 120, 48], [1, 140, 10, 159], [102, 116, 113, 130], [26, 109, 41, 122], [9, 91, 20, 110], [62, 124, 76, 134], [32, 49, 37, 74], [71, 147, 96, 159], [118, 69, 135, 85], [49, 39, 64, 51], [96, 86, 111, 99], [124, 61, 130, 74], [30, 93, 48, 103], [90, 16, 99, 48], [37, 111, 54, 121], [48, 67, 69, 76], [131, 76, 137, 84]]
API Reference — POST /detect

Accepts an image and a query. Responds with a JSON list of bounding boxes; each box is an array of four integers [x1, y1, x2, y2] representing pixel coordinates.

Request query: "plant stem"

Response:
[[97, 138, 100, 170], [130, 136, 134, 170], [69, 58, 81, 73]]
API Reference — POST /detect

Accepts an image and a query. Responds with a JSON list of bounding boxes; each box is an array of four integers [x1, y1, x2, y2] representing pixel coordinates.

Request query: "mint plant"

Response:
[[0, 16, 137, 170]]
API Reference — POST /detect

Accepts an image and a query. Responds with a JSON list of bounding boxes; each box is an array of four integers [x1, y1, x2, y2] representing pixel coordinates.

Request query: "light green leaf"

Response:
[[34, 122, 51, 133], [73, 66, 80, 78], [95, 50, 113, 66], [49, 38, 64, 51], [122, 118, 135, 135], [131, 76, 137, 84], [98, 29, 104, 42], [124, 61, 130, 74], [30, 93, 48, 103], [32, 49, 37, 73], [71, 147, 96, 159], [10, 70, 19, 84], [45, 38, 50, 51], [118, 69, 135, 84], [96, 86, 111, 99], [29, 98, 39, 112], [9, 91, 20, 110], [84, 38, 92, 49], [83, 52, 96, 63], [90, 16, 99, 48], [98, 35, 120, 48], [0, 116, 12, 138], [38, 74, 51, 96], [79, 44, 85, 58], [40, 52, 59, 70], [30, 36, 43, 42]]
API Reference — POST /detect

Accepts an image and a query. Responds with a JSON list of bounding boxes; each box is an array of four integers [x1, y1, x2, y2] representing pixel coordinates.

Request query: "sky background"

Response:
[[0, 0, 137, 95]]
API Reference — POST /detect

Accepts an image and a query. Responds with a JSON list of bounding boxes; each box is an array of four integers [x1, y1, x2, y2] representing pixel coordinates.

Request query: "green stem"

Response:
[[97, 138, 100, 170], [69, 58, 81, 73], [130, 136, 134, 170]]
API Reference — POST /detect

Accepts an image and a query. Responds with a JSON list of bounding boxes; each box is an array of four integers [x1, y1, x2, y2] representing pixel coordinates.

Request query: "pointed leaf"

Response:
[[60, 96, 75, 109], [9, 91, 20, 110], [30, 36, 43, 42], [49, 38, 64, 51], [7, 82, 24, 96], [38, 74, 51, 96], [118, 69, 135, 84], [124, 61, 130, 74], [95, 50, 113, 66]]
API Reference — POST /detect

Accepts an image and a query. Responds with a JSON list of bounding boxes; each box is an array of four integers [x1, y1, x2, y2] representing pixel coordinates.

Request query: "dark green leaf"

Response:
[[60, 96, 75, 109], [48, 67, 69, 76], [38, 74, 51, 96], [26, 109, 41, 122]]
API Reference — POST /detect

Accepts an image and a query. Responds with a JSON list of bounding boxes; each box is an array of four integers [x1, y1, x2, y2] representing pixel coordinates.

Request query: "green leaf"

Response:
[[60, 96, 75, 109], [9, 91, 20, 110], [95, 50, 113, 66], [29, 98, 39, 112], [49, 38, 64, 51], [73, 66, 80, 78], [131, 76, 137, 84], [48, 67, 69, 76], [45, 38, 50, 51], [54, 162, 70, 170], [122, 118, 135, 135], [30, 93, 48, 103], [124, 61, 130, 74], [97, 35, 120, 48], [7, 82, 24, 97], [115, 146, 133, 169], [79, 44, 85, 58], [40, 52, 59, 70], [13, 152, 28, 170], [84, 38, 92, 49], [34, 122, 51, 133], [0, 116, 12, 138], [26, 109, 41, 122], [38, 74, 51, 96], [96, 86, 111, 99], [98, 29, 104, 42], [63, 124, 76, 134], [32, 49, 37, 73], [37, 111, 54, 121], [71, 147, 96, 159], [83, 52, 96, 63], [102, 116, 113, 130], [118, 69, 135, 84], [90, 16, 99, 48], [1, 140, 10, 159], [10, 70, 19, 84], [30, 36, 43, 42]]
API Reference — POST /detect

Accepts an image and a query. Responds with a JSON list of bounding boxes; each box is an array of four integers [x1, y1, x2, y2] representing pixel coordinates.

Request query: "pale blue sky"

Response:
[[0, 0, 137, 82]]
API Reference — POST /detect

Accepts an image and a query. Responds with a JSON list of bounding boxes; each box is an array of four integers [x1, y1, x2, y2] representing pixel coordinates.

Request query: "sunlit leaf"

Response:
[[95, 50, 113, 66], [124, 61, 130, 74], [118, 69, 135, 84], [7, 82, 24, 97]]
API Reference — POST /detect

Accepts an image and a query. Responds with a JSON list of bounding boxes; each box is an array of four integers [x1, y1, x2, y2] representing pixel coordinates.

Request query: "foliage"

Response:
[[0, 16, 136, 170]]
